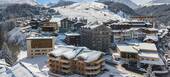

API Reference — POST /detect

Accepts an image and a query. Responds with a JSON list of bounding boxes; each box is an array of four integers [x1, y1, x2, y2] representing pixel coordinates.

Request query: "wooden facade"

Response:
[[48, 49, 104, 76], [42, 21, 58, 32]]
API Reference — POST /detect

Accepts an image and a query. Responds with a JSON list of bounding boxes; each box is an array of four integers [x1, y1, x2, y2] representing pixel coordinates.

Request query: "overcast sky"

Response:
[[37, 0, 153, 5]]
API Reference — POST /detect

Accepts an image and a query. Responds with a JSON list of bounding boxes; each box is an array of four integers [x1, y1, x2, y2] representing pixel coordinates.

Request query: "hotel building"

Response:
[[26, 36, 55, 57]]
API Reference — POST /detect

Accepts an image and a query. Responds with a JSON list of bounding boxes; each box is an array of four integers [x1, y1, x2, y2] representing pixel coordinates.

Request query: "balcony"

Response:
[[60, 59, 70, 63], [61, 69, 71, 73], [61, 64, 71, 68], [49, 57, 60, 61], [85, 65, 101, 69], [85, 70, 101, 75], [95, 58, 104, 64]]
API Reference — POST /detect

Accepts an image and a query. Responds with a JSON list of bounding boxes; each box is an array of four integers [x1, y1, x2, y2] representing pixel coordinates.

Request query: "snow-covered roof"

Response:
[[65, 33, 80, 36], [143, 35, 158, 42], [139, 52, 159, 58], [140, 59, 164, 65], [0, 62, 46, 77], [50, 15, 64, 22], [7, 63, 34, 77], [49, 45, 103, 62], [76, 50, 103, 63], [27, 36, 54, 40], [117, 45, 138, 53], [82, 24, 100, 29], [139, 43, 157, 51], [49, 45, 88, 59]]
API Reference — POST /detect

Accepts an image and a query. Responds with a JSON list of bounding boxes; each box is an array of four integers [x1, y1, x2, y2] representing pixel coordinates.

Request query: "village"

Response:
[[0, 12, 170, 77]]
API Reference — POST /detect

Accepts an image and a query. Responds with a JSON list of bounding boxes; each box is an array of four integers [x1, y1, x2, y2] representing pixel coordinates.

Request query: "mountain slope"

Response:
[[100, 1, 138, 16], [45, 0, 138, 9], [136, 4, 170, 25], [0, 4, 42, 21], [130, 0, 152, 5], [150, 0, 170, 4], [97, 0, 139, 9], [53, 2, 126, 24], [49, 0, 76, 7]]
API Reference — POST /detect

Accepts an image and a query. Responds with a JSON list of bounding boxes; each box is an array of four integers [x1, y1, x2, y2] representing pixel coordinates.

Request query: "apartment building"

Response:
[[112, 28, 146, 43], [80, 24, 112, 51], [109, 21, 154, 43], [64, 33, 80, 46], [48, 45, 104, 76], [26, 36, 55, 57], [116, 43, 164, 68], [60, 18, 87, 33], [41, 15, 63, 33], [109, 21, 153, 30]]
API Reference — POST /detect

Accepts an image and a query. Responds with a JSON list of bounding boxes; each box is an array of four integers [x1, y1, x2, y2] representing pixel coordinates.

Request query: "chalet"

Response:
[[112, 28, 146, 43], [41, 15, 63, 33], [26, 36, 55, 57]]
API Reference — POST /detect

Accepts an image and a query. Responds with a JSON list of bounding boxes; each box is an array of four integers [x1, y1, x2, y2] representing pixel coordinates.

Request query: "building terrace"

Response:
[[116, 43, 164, 69], [48, 45, 104, 76]]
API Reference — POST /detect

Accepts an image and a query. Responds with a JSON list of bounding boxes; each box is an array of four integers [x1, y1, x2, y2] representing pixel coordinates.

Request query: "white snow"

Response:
[[53, 2, 126, 24], [56, 34, 66, 45], [17, 50, 27, 61], [7, 27, 26, 46], [76, 50, 103, 63], [117, 45, 138, 53], [65, 33, 80, 36], [143, 35, 158, 42]]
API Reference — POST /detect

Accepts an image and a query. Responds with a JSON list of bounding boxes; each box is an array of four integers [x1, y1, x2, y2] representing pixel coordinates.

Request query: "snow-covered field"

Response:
[[53, 2, 127, 24]]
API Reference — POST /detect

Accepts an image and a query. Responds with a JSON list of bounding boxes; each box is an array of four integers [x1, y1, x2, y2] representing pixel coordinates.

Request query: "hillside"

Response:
[[53, 2, 127, 24], [0, 4, 44, 21], [97, 0, 139, 9], [150, 0, 170, 4], [100, 1, 138, 16], [136, 4, 170, 25], [49, 0, 76, 7]]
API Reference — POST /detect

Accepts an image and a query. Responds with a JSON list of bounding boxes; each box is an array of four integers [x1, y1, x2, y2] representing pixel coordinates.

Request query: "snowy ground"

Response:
[[53, 2, 127, 24], [17, 53, 128, 77], [16, 34, 143, 77]]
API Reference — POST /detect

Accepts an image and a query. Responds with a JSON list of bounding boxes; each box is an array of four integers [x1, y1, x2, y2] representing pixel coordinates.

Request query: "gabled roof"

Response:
[[76, 50, 103, 63], [117, 45, 138, 53], [139, 43, 157, 51], [49, 45, 88, 59], [143, 35, 158, 42], [49, 45, 103, 63]]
